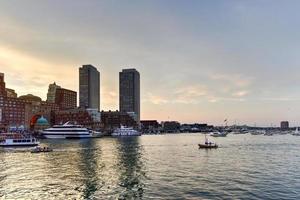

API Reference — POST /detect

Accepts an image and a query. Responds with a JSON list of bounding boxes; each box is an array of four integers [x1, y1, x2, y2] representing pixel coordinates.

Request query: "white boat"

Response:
[[42, 122, 92, 139], [112, 126, 141, 137], [0, 133, 39, 147], [210, 131, 228, 137], [292, 127, 300, 136]]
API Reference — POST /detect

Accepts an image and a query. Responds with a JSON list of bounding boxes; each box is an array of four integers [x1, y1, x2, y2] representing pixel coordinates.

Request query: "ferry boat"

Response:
[[111, 126, 141, 137], [0, 133, 39, 147], [42, 122, 92, 139]]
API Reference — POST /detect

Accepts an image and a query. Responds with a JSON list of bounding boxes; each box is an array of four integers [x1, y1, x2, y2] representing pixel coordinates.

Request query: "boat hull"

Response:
[[0, 143, 39, 147], [43, 134, 93, 139], [198, 144, 218, 149]]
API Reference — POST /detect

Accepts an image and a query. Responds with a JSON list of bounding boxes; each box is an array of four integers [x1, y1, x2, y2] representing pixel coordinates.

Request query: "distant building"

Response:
[[101, 110, 138, 131], [79, 65, 100, 110], [0, 73, 7, 97], [162, 121, 181, 133], [141, 120, 160, 133], [55, 88, 77, 110], [119, 68, 140, 123], [5, 88, 17, 98], [280, 121, 289, 130], [47, 82, 61, 103]]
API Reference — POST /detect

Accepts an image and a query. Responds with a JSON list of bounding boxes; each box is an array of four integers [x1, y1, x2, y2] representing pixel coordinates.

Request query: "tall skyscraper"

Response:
[[79, 65, 100, 110], [119, 68, 140, 123]]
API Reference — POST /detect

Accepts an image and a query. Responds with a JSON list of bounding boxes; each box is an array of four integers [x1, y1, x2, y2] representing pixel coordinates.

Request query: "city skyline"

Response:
[[1, 1, 300, 126]]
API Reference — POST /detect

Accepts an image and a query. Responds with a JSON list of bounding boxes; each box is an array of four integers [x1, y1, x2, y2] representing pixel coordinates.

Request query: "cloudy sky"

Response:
[[1, 0, 300, 126]]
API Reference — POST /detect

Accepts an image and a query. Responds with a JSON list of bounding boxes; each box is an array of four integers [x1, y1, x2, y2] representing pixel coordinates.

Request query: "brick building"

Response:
[[54, 108, 101, 129], [101, 110, 137, 131], [55, 88, 77, 110]]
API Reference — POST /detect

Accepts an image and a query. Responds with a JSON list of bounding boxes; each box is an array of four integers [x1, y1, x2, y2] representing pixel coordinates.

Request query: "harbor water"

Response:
[[0, 134, 300, 199]]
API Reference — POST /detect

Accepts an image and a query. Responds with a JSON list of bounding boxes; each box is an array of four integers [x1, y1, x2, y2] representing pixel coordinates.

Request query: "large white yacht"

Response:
[[42, 122, 92, 139], [0, 133, 39, 147], [112, 126, 141, 137]]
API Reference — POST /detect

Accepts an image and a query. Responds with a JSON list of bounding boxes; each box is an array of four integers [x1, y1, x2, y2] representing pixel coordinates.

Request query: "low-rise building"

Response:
[[141, 120, 160, 133], [101, 110, 137, 131], [162, 121, 181, 133], [280, 121, 289, 130], [54, 108, 102, 129]]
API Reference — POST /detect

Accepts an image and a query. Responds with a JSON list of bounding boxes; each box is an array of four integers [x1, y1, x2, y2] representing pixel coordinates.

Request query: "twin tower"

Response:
[[79, 65, 140, 123]]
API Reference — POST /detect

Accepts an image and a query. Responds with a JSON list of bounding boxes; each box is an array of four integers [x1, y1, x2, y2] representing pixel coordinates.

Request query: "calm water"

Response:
[[0, 134, 300, 199]]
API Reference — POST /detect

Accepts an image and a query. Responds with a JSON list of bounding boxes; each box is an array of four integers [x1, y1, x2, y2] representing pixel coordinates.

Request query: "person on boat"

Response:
[[205, 137, 209, 145]]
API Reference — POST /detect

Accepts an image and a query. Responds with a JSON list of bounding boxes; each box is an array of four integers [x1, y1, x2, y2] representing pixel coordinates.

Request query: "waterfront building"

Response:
[[0, 73, 7, 97], [162, 121, 181, 133], [280, 121, 289, 130], [55, 88, 77, 110], [101, 110, 138, 131], [141, 120, 161, 133], [0, 95, 26, 128], [54, 108, 101, 129], [34, 116, 50, 131], [5, 88, 17, 98], [119, 68, 140, 123], [0, 74, 59, 130], [79, 65, 100, 110]]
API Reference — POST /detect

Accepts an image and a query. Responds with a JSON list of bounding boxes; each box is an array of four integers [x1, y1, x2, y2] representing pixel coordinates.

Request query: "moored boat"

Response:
[[0, 133, 39, 147], [42, 122, 92, 139], [210, 131, 228, 137], [112, 126, 141, 137], [292, 127, 300, 136]]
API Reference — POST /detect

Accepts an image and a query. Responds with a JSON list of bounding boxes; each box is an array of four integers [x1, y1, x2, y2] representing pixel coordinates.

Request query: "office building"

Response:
[[47, 82, 61, 103], [55, 88, 77, 110], [119, 68, 140, 123], [79, 65, 100, 110]]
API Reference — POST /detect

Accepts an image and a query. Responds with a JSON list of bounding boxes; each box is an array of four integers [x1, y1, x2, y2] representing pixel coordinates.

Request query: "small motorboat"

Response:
[[31, 146, 53, 153], [198, 134, 218, 149]]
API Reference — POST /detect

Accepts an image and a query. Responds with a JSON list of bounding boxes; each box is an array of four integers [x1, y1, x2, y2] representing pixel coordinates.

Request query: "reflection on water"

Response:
[[0, 134, 300, 199], [115, 137, 145, 199]]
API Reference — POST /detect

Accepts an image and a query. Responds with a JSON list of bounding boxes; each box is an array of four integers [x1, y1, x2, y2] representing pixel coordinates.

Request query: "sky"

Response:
[[1, 0, 300, 126]]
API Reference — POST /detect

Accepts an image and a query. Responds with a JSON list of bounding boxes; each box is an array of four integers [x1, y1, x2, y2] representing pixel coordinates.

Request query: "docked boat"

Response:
[[251, 130, 266, 135], [42, 122, 92, 139], [264, 131, 273, 136], [292, 127, 300, 136], [31, 146, 53, 153], [210, 131, 228, 137], [112, 126, 141, 137], [0, 133, 39, 147]]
